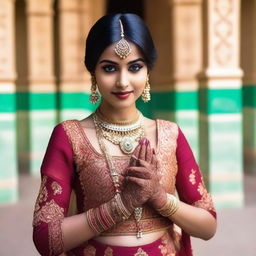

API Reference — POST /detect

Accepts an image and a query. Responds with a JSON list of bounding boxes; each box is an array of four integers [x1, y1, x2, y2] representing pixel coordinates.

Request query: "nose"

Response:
[[116, 70, 129, 89]]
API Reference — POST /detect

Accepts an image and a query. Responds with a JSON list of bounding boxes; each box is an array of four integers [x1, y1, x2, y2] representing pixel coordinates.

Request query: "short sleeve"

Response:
[[32, 123, 75, 256], [175, 127, 216, 218]]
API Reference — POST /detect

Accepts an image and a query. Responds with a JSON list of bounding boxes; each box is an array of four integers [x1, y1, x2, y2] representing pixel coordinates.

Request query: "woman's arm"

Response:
[[169, 127, 217, 240]]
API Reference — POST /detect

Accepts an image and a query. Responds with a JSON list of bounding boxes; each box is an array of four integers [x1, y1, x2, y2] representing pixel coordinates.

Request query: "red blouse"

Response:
[[32, 119, 216, 256]]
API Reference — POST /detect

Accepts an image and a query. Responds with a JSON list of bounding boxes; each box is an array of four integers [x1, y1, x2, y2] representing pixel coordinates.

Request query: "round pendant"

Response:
[[120, 137, 135, 154]]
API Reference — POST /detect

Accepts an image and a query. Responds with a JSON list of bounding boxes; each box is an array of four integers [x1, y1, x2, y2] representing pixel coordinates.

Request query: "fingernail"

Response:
[[140, 138, 146, 145], [146, 139, 150, 146]]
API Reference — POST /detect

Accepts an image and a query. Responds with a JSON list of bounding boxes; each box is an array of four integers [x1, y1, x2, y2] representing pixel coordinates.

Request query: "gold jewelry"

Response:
[[93, 114, 144, 238], [90, 76, 100, 104], [93, 111, 145, 154], [157, 193, 179, 217], [114, 19, 131, 59], [97, 108, 140, 125], [141, 76, 151, 102]]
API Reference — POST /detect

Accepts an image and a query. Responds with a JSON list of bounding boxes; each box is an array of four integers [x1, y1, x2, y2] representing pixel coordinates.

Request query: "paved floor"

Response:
[[0, 174, 255, 256]]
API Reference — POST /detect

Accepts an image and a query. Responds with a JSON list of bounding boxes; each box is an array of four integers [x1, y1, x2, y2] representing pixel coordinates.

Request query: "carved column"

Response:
[[144, 0, 174, 120], [241, 0, 256, 174], [58, 0, 102, 121], [144, 0, 202, 159], [170, 0, 202, 159], [198, 0, 244, 208], [0, 0, 18, 203], [16, 0, 56, 175]]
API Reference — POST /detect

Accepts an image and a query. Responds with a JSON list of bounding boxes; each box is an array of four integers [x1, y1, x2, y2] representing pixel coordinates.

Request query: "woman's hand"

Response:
[[121, 138, 167, 211]]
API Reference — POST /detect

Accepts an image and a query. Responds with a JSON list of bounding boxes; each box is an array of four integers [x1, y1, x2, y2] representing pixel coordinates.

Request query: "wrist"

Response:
[[156, 193, 180, 218], [149, 189, 167, 210], [86, 193, 133, 235]]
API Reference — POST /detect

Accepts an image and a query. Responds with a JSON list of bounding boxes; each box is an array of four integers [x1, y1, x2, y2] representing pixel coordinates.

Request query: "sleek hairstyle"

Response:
[[84, 13, 157, 73]]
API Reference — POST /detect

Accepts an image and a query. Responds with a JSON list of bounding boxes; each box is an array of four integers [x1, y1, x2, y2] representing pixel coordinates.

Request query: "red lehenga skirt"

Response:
[[68, 230, 180, 256]]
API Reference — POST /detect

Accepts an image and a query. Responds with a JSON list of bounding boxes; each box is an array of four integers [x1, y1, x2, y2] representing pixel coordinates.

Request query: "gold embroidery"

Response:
[[104, 247, 113, 256], [49, 219, 64, 255], [83, 244, 96, 255], [134, 248, 148, 256], [33, 199, 64, 226], [193, 182, 215, 211], [62, 120, 177, 235], [51, 181, 62, 195], [158, 232, 177, 256], [34, 176, 48, 212], [157, 120, 178, 192], [189, 169, 196, 185]]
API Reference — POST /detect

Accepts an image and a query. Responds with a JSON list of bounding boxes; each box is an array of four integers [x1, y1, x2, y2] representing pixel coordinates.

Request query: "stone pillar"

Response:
[[58, 0, 101, 121], [198, 0, 243, 208], [144, 0, 201, 159], [241, 0, 256, 174], [170, 0, 202, 159], [16, 0, 56, 175], [144, 0, 174, 120], [0, 0, 18, 203]]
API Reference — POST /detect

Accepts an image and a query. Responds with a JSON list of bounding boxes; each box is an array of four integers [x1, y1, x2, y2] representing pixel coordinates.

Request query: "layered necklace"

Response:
[[94, 108, 145, 154], [92, 110, 144, 238]]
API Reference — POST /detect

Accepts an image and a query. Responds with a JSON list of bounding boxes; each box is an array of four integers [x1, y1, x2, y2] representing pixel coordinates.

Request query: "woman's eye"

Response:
[[102, 65, 117, 72], [129, 64, 143, 72]]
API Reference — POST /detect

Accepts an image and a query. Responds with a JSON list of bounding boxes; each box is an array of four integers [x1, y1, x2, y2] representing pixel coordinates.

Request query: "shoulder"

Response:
[[157, 119, 179, 134]]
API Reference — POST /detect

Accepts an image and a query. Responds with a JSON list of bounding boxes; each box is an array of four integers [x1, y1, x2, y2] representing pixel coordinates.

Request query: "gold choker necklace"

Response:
[[96, 109, 140, 126], [93, 111, 145, 154]]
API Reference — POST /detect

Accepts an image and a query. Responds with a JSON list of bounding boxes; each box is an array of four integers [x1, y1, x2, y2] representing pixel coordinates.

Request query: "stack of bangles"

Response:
[[156, 193, 180, 217], [86, 193, 132, 234]]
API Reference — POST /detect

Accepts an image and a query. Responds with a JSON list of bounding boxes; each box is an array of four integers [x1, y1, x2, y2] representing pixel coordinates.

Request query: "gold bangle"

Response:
[[157, 193, 179, 217]]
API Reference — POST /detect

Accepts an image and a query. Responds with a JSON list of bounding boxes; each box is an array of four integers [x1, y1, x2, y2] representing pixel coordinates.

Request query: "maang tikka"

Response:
[[90, 75, 100, 104], [114, 19, 131, 59]]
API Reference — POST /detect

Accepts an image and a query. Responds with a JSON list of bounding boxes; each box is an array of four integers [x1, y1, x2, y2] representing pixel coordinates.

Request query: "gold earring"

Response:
[[141, 76, 151, 102], [90, 76, 100, 104]]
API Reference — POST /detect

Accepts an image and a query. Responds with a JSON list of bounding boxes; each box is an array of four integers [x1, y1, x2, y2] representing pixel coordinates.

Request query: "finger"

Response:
[[138, 138, 147, 161], [130, 144, 141, 166], [145, 141, 152, 163], [127, 167, 151, 179], [151, 150, 157, 166], [126, 176, 146, 187]]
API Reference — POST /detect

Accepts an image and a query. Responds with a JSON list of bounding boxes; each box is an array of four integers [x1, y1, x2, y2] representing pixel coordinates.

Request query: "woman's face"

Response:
[[94, 42, 148, 110]]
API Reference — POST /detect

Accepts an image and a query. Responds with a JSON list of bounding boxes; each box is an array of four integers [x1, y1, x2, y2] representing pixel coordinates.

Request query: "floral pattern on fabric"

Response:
[[134, 247, 149, 256], [33, 199, 64, 226], [83, 244, 96, 255], [49, 219, 64, 256], [189, 169, 196, 185], [104, 247, 113, 256], [34, 175, 48, 212], [193, 182, 215, 212], [51, 181, 62, 195], [158, 232, 177, 256]]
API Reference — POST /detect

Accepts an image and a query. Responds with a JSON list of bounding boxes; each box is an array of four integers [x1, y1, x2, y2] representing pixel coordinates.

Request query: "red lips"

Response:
[[112, 91, 133, 99]]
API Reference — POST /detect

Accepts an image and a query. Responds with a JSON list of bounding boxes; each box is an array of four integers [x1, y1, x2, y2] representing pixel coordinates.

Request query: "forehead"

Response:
[[98, 41, 144, 63]]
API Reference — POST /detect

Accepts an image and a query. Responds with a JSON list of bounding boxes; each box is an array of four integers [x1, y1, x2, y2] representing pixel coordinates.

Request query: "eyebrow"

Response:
[[99, 58, 145, 65]]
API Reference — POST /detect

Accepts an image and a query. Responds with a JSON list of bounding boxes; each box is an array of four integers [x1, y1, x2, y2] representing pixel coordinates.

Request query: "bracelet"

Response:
[[156, 193, 179, 217], [86, 194, 132, 234]]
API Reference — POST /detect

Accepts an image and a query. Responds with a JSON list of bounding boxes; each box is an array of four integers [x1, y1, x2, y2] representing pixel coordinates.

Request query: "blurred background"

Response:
[[0, 0, 255, 255]]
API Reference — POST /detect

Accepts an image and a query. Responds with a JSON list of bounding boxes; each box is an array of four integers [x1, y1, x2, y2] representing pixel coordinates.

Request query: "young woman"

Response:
[[33, 13, 217, 256]]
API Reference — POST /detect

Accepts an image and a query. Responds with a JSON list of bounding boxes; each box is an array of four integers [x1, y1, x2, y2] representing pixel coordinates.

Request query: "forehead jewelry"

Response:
[[114, 19, 131, 59]]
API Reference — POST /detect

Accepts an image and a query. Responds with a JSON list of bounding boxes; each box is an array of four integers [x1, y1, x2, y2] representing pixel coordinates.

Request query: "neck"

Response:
[[98, 102, 139, 122]]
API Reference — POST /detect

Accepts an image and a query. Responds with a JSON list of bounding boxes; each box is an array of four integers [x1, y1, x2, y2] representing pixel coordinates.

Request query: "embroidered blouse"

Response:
[[32, 119, 216, 256]]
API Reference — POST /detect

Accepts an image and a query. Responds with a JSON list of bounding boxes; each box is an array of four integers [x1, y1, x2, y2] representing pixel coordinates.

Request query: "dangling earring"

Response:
[[141, 75, 151, 102], [90, 76, 100, 104]]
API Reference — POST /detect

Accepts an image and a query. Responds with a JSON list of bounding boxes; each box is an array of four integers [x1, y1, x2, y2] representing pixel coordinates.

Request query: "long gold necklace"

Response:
[[92, 113, 144, 238], [94, 110, 145, 154]]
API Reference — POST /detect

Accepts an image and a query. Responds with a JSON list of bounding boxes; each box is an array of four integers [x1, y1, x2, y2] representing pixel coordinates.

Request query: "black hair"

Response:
[[84, 13, 157, 73]]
